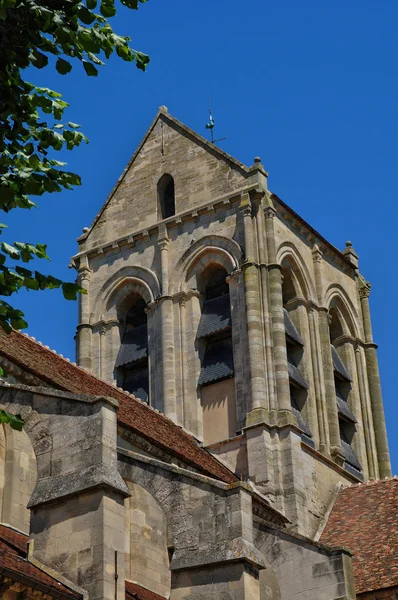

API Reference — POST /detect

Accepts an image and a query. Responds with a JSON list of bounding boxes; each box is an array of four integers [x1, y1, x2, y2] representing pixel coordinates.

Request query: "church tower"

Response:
[[73, 107, 391, 536]]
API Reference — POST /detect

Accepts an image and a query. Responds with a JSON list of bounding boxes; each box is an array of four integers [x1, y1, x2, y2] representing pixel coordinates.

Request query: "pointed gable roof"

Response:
[[78, 107, 251, 247]]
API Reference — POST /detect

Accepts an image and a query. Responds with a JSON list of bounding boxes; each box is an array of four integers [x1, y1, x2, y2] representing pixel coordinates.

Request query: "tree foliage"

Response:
[[0, 409, 24, 430], [0, 0, 149, 332]]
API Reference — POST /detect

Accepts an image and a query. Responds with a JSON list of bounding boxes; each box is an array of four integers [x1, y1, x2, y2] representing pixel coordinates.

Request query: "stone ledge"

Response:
[[0, 381, 119, 409], [28, 464, 130, 507], [170, 538, 266, 571]]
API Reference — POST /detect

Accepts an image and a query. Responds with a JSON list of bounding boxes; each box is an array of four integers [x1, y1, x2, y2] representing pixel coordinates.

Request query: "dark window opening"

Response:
[[116, 297, 149, 403], [198, 268, 233, 387], [158, 174, 175, 220], [283, 308, 312, 443], [339, 418, 362, 479], [198, 268, 236, 445]]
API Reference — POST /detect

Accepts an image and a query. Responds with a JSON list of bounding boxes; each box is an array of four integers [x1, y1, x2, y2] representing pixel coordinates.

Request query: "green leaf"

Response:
[[87, 0, 97, 8], [56, 58, 72, 75], [83, 61, 98, 76], [31, 49, 49, 69], [67, 122, 81, 129], [79, 6, 96, 24], [100, 1, 116, 17], [62, 282, 87, 300], [0, 410, 24, 431], [1, 243, 20, 260], [135, 51, 150, 71]]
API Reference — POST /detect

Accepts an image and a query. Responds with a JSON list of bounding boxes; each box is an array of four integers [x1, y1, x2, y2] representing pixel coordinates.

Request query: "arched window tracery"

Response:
[[115, 295, 149, 403]]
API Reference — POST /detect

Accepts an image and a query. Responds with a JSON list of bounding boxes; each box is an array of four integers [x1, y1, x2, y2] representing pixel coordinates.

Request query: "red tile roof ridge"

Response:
[[346, 475, 398, 488]]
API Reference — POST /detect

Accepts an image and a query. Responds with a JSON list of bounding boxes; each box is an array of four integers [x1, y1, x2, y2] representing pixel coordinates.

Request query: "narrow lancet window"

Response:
[[158, 174, 175, 220], [115, 297, 149, 403]]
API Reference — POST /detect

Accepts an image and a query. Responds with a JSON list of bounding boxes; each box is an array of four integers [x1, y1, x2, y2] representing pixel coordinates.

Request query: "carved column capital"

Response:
[[263, 205, 276, 219], [226, 269, 241, 286], [77, 265, 91, 283], [312, 243, 323, 263], [358, 282, 371, 300], [158, 238, 170, 252]]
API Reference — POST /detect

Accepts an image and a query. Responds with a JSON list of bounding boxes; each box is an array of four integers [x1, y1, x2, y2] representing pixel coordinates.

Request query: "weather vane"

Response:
[[206, 101, 226, 145]]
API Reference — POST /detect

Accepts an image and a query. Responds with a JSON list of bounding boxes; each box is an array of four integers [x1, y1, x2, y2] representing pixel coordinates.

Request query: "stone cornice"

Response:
[[73, 184, 260, 265]]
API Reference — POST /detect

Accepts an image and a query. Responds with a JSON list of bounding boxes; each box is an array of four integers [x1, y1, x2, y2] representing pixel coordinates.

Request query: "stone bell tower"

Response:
[[72, 107, 390, 536]]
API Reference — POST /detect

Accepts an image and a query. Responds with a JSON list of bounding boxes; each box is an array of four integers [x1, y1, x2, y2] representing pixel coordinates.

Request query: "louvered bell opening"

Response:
[[115, 323, 148, 368], [287, 353, 308, 389], [336, 387, 357, 423], [284, 309, 304, 346], [331, 345, 351, 381], [340, 437, 362, 475], [198, 337, 234, 387], [291, 395, 314, 446], [123, 365, 149, 403], [197, 294, 232, 339]]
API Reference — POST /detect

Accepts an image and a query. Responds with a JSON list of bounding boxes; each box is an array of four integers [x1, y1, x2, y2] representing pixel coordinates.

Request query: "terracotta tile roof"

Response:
[[0, 524, 28, 555], [0, 525, 81, 598], [125, 581, 167, 600], [0, 329, 237, 484], [321, 478, 398, 594]]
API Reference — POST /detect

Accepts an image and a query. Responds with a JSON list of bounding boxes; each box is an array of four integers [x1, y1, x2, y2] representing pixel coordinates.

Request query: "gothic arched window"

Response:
[[157, 174, 175, 220], [115, 296, 149, 403], [197, 268, 236, 445]]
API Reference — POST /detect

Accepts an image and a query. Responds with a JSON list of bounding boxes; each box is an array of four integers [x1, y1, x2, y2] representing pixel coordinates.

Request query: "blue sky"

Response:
[[7, 1, 398, 470]]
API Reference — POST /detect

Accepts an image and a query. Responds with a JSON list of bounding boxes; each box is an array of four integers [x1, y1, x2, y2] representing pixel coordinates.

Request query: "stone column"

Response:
[[157, 231, 177, 422], [159, 296, 177, 422], [184, 291, 202, 437], [240, 195, 268, 418], [312, 245, 342, 460], [99, 325, 107, 380], [178, 293, 187, 428], [354, 345, 376, 479], [254, 194, 276, 413], [359, 283, 391, 478], [264, 203, 291, 413], [308, 305, 329, 452], [76, 264, 93, 371], [107, 319, 121, 385]]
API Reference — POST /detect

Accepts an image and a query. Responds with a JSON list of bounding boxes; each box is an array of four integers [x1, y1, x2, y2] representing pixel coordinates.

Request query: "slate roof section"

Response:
[[125, 581, 167, 600], [331, 345, 351, 381], [284, 309, 304, 346], [321, 478, 398, 594], [198, 337, 234, 386], [115, 324, 148, 368], [197, 295, 231, 339], [0, 329, 237, 485], [0, 525, 81, 599]]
